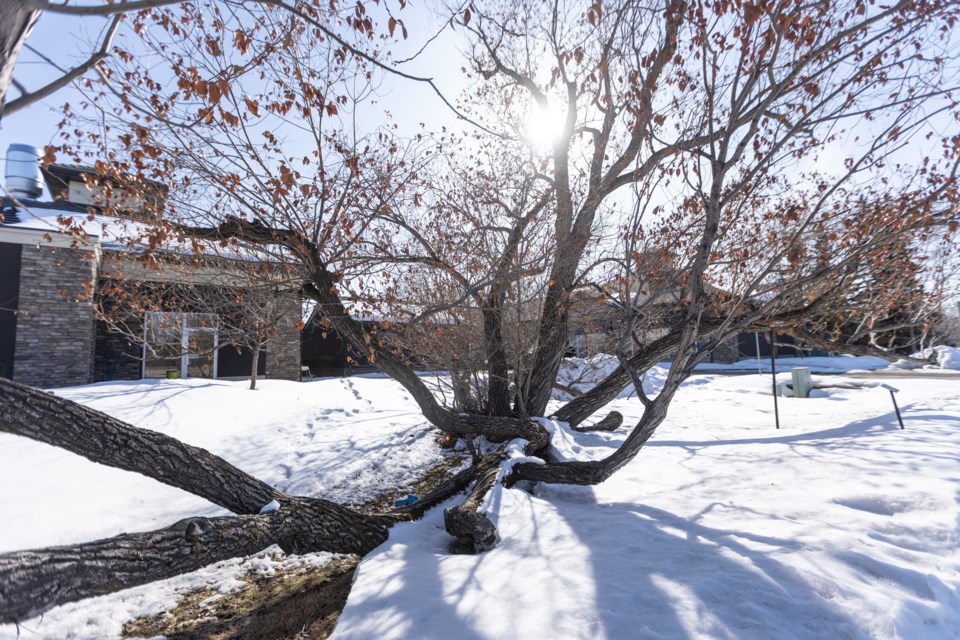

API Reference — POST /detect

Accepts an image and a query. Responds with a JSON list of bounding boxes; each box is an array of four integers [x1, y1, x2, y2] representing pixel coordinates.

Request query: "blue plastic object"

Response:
[[394, 494, 419, 507]]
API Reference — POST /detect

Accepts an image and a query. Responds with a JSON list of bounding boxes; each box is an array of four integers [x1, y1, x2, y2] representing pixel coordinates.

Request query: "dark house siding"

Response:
[[94, 317, 143, 381], [301, 321, 374, 377], [218, 344, 267, 378], [0, 242, 21, 379], [95, 280, 299, 381]]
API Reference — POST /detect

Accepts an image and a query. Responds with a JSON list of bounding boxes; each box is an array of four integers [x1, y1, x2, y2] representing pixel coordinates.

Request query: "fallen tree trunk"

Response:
[[444, 463, 500, 554], [0, 497, 389, 623], [0, 378, 280, 514], [387, 453, 503, 521], [0, 378, 390, 623], [0, 376, 516, 625], [122, 555, 361, 640]]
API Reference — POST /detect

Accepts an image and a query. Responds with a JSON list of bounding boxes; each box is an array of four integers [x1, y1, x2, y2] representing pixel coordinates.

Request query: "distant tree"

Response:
[[2, 0, 959, 626]]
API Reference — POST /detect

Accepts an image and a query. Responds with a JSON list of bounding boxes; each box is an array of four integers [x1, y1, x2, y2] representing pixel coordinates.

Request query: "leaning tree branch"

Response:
[[4, 14, 120, 116], [790, 326, 929, 364], [0, 495, 390, 623], [0, 377, 280, 514]]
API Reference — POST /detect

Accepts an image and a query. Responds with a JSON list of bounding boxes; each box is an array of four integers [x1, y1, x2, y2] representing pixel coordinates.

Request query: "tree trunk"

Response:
[[444, 462, 500, 554], [0, 0, 39, 115], [303, 274, 549, 450], [483, 305, 512, 416], [250, 337, 261, 390], [122, 555, 360, 640], [0, 377, 390, 623], [0, 377, 279, 514], [388, 453, 503, 521], [552, 328, 690, 427], [0, 497, 389, 623], [510, 381, 681, 486], [523, 278, 575, 418]]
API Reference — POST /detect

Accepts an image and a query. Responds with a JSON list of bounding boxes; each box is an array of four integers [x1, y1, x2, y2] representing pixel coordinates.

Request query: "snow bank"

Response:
[[703, 354, 891, 373], [914, 345, 960, 370], [553, 352, 903, 404], [335, 375, 960, 640]]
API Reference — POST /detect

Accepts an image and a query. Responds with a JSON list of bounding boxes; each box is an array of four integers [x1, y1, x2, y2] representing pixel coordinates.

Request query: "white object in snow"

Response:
[[259, 499, 280, 514], [791, 367, 812, 398]]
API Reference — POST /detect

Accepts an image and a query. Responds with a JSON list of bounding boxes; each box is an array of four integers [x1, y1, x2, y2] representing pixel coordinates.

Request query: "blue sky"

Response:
[[0, 3, 471, 197]]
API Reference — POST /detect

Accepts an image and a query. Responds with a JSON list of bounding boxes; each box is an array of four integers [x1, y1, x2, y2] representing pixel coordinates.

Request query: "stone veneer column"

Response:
[[267, 296, 303, 381], [14, 244, 98, 388]]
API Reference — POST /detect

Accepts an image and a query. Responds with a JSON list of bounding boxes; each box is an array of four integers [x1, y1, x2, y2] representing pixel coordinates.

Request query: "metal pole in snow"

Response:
[[755, 332, 762, 374], [881, 383, 905, 429], [770, 330, 780, 430]]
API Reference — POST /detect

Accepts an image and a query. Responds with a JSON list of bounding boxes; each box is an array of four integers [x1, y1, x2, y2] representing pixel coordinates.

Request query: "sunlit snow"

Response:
[[0, 359, 958, 639]]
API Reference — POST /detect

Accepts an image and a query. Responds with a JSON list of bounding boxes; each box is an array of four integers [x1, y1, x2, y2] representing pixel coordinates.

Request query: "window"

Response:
[[143, 312, 218, 379]]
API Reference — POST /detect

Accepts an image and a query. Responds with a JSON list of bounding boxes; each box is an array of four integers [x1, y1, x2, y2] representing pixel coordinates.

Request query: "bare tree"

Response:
[[2, 0, 959, 626]]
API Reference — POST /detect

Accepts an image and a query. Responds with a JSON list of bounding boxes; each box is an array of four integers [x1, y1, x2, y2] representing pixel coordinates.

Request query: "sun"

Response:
[[523, 102, 568, 151]]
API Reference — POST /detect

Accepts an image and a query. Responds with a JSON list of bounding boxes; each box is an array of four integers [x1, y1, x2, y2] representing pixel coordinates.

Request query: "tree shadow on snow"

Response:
[[648, 406, 957, 455], [544, 496, 868, 640]]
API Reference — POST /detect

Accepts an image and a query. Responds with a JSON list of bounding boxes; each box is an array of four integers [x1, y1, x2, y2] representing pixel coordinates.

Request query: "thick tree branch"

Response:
[[0, 495, 389, 623], [0, 377, 280, 514]]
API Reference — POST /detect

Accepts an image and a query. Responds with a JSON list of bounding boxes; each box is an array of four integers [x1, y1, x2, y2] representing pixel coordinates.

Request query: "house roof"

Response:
[[0, 196, 289, 281], [41, 163, 167, 203], [0, 195, 132, 246]]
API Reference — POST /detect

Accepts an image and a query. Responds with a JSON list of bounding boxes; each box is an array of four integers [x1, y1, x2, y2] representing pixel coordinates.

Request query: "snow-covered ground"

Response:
[[1, 362, 959, 639]]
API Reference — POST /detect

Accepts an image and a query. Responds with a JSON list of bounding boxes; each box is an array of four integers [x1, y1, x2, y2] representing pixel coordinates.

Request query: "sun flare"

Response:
[[523, 102, 568, 150]]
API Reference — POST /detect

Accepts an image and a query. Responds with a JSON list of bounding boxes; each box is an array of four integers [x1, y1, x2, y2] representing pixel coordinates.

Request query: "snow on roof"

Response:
[[0, 197, 262, 262]]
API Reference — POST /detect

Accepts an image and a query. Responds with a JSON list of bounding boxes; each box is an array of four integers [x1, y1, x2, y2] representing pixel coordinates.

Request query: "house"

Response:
[[566, 274, 741, 364], [301, 316, 377, 378], [0, 144, 301, 388]]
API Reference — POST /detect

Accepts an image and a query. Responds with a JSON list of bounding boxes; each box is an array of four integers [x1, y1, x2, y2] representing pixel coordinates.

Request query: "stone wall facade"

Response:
[[14, 244, 98, 388], [267, 296, 302, 381], [10, 245, 302, 386], [94, 316, 143, 381]]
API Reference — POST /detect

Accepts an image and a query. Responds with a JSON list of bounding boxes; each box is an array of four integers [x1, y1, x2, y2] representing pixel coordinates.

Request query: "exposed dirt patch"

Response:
[[356, 454, 466, 517], [121, 457, 469, 639], [122, 555, 360, 640]]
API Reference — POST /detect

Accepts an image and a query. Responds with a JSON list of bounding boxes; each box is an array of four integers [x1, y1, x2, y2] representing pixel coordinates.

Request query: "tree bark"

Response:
[[553, 328, 691, 427], [250, 337, 261, 390], [523, 276, 577, 418], [0, 377, 279, 515], [482, 304, 512, 416], [0, 0, 39, 116], [0, 497, 389, 623], [444, 463, 500, 553], [510, 382, 680, 486], [0, 377, 390, 623], [387, 453, 502, 521], [571, 410, 623, 432]]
